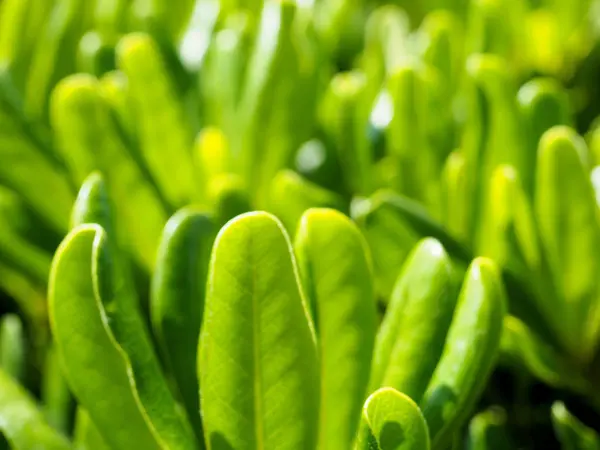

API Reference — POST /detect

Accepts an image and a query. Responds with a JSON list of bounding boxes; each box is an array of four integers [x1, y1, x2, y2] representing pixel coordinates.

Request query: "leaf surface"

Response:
[[294, 208, 377, 450], [199, 212, 319, 450]]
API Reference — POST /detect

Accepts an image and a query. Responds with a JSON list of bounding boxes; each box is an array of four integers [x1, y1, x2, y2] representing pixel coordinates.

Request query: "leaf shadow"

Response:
[[209, 432, 235, 450], [379, 420, 405, 449]]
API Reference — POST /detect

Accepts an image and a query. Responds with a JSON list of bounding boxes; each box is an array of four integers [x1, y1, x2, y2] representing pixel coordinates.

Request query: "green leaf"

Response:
[[440, 152, 469, 243], [355, 387, 430, 450], [200, 21, 251, 137], [361, 6, 410, 87], [117, 32, 198, 208], [199, 212, 319, 450], [386, 65, 438, 206], [421, 258, 506, 449], [25, 0, 91, 119], [517, 78, 572, 155], [294, 208, 377, 450], [319, 71, 373, 195], [467, 407, 513, 450], [477, 165, 540, 275], [237, 0, 298, 199], [0, 314, 25, 382], [51, 78, 169, 270], [93, 0, 130, 34], [551, 402, 600, 450], [151, 208, 215, 440], [535, 126, 600, 361], [49, 225, 160, 450], [462, 54, 528, 242], [268, 170, 346, 235], [418, 10, 462, 98], [98, 70, 138, 145], [368, 238, 456, 403], [0, 367, 71, 450], [465, 0, 527, 70], [71, 178, 199, 449], [0, 0, 53, 91]]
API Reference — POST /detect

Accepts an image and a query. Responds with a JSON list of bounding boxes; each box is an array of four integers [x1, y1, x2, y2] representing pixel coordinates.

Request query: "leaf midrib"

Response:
[[251, 228, 265, 450]]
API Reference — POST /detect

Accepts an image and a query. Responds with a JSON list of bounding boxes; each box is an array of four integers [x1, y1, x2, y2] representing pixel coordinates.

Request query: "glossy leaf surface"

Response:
[[294, 208, 377, 450], [421, 258, 506, 449], [199, 212, 319, 450], [369, 238, 456, 403]]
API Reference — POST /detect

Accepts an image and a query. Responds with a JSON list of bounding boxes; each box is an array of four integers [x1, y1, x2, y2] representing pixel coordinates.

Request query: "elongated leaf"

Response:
[[237, 0, 297, 198], [386, 65, 437, 205], [517, 78, 571, 154], [49, 225, 160, 450], [418, 10, 462, 97], [0, 0, 53, 90], [151, 208, 215, 439], [320, 71, 373, 195], [0, 314, 24, 381], [117, 32, 197, 207], [199, 212, 319, 450], [535, 126, 600, 361], [357, 189, 556, 346], [356, 387, 430, 450], [51, 76, 169, 270], [369, 238, 456, 402], [200, 23, 251, 136], [25, 0, 91, 118], [294, 208, 377, 450], [0, 367, 71, 450], [463, 54, 528, 242], [440, 152, 469, 242], [421, 258, 506, 449], [477, 165, 540, 275], [70, 177, 199, 449], [465, 0, 526, 70], [98, 70, 138, 145], [551, 402, 600, 450], [476, 164, 565, 342]]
